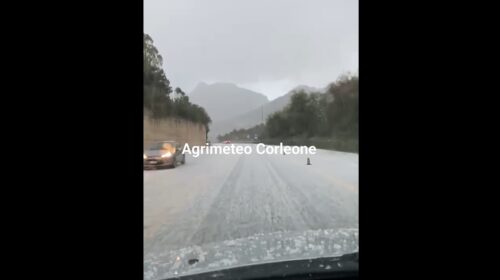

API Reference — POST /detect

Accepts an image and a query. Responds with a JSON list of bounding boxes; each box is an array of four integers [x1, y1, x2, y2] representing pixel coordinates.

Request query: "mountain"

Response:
[[189, 82, 269, 122], [209, 85, 322, 140]]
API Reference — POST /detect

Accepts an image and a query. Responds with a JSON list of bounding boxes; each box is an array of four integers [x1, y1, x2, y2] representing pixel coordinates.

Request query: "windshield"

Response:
[[144, 1, 358, 279], [149, 142, 174, 151]]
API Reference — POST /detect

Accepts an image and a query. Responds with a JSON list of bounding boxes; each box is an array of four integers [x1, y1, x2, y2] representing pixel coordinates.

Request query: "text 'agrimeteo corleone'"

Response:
[[182, 143, 317, 158]]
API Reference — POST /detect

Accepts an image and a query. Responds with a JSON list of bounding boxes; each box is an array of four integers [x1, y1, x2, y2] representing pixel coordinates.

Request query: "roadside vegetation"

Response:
[[217, 124, 266, 142], [144, 33, 211, 132], [218, 74, 358, 152]]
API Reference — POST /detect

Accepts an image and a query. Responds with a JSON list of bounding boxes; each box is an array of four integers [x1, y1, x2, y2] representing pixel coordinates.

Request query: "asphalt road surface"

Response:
[[144, 144, 358, 258]]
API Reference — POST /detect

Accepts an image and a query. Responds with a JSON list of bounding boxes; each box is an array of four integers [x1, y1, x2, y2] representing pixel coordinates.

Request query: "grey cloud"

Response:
[[145, 0, 358, 99]]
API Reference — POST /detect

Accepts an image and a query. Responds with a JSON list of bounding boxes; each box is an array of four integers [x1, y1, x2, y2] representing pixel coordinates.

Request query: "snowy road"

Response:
[[144, 144, 358, 258]]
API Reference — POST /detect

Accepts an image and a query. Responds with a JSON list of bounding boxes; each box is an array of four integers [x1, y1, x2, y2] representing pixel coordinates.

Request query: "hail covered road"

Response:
[[144, 143, 358, 258]]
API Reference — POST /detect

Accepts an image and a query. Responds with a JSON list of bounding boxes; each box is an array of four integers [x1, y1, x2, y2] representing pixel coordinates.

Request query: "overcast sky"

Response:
[[144, 0, 358, 100]]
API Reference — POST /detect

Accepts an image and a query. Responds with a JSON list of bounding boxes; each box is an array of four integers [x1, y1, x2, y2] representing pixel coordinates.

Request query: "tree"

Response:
[[174, 87, 186, 97], [144, 33, 172, 118], [143, 34, 212, 132], [264, 73, 358, 142], [326, 75, 358, 138]]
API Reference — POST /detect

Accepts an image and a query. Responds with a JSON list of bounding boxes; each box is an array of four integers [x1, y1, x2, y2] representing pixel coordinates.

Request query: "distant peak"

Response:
[[190, 82, 209, 93], [211, 82, 238, 87], [193, 82, 238, 89]]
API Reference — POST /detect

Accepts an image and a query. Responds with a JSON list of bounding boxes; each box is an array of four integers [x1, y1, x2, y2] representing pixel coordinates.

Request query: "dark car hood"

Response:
[[144, 228, 358, 280]]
